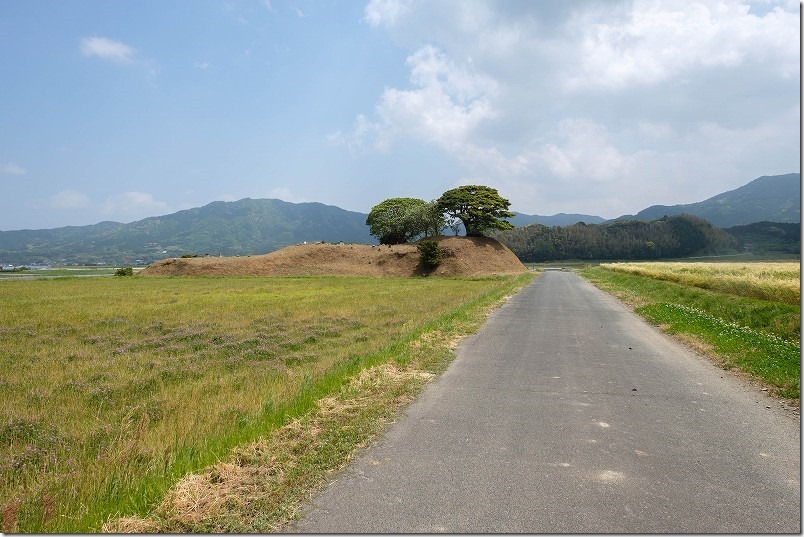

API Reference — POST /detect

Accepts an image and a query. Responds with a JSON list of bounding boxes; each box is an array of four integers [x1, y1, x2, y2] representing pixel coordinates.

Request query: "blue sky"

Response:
[[1, 0, 799, 230]]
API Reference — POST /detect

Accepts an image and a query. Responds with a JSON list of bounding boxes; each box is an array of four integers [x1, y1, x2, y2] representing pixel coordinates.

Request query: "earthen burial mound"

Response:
[[139, 236, 527, 277]]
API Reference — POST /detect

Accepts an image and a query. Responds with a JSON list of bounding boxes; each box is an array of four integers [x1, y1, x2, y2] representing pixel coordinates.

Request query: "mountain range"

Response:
[[615, 173, 800, 227], [0, 173, 798, 266]]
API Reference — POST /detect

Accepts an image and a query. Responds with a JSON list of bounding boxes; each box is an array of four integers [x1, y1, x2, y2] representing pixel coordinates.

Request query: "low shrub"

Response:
[[417, 240, 443, 268]]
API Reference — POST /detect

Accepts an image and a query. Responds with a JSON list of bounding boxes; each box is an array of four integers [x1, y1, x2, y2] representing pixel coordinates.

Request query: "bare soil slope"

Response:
[[140, 236, 527, 277]]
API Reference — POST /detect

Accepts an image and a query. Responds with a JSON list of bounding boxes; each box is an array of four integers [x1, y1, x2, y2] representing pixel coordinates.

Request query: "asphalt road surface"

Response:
[[291, 271, 800, 533]]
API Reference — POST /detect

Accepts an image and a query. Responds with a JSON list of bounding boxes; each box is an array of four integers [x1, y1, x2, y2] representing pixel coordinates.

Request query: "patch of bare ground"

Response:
[[139, 236, 527, 277]]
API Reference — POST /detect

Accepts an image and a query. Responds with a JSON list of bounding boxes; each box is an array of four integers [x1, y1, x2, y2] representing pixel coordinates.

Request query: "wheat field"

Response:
[[599, 261, 800, 305]]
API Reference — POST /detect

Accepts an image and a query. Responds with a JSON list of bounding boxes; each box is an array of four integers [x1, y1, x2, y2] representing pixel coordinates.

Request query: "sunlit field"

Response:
[[583, 261, 800, 400], [0, 274, 531, 532], [599, 261, 800, 305]]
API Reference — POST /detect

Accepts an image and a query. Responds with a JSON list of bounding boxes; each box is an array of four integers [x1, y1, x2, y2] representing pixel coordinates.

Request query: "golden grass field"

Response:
[[598, 261, 800, 305], [0, 274, 531, 532]]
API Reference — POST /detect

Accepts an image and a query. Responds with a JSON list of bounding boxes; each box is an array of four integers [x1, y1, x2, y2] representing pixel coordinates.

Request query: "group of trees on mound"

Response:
[[491, 214, 738, 262], [366, 185, 514, 245]]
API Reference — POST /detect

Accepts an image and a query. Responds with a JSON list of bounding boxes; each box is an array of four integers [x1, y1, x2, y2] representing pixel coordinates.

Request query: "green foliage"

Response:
[[436, 185, 515, 237], [366, 198, 428, 245], [405, 201, 447, 239], [114, 267, 134, 276], [416, 240, 443, 268], [726, 221, 801, 255], [494, 214, 738, 262], [663, 214, 707, 255]]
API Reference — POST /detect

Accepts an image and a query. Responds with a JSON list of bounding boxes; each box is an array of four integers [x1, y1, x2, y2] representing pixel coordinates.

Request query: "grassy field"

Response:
[[0, 273, 533, 532], [581, 261, 800, 400]]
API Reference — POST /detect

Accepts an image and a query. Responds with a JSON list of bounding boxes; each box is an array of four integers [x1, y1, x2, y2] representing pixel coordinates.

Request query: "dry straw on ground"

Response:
[[102, 364, 434, 533]]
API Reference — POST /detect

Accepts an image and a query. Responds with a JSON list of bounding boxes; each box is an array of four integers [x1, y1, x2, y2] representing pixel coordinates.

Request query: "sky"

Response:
[[0, 0, 800, 231]]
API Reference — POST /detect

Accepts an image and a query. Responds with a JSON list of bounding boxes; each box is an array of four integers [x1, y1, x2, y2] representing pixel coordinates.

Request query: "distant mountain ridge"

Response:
[[0, 173, 798, 265], [615, 173, 800, 227], [0, 198, 374, 265], [510, 212, 606, 227]]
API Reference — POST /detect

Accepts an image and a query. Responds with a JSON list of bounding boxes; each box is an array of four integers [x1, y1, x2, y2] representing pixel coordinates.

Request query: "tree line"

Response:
[[490, 214, 739, 262]]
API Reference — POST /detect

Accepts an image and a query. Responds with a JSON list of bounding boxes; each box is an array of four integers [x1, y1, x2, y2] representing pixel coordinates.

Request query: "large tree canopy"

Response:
[[365, 197, 428, 244], [436, 185, 514, 237]]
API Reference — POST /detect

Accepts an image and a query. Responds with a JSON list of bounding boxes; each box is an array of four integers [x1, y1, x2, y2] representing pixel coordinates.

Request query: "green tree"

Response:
[[366, 197, 427, 244], [436, 185, 515, 237], [405, 200, 447, 238]]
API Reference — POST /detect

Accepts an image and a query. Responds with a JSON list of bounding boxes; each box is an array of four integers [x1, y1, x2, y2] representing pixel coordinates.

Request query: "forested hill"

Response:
[[616, 173, 800, 227], [0, 198, 374, 266], [492, 214, 739, 262]]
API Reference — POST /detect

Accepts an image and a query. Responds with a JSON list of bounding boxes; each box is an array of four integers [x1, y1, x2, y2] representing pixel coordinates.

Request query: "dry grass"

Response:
[[102, 362, 436, 532], [1, 273, 533, 532], [599, 261, 800, 304]]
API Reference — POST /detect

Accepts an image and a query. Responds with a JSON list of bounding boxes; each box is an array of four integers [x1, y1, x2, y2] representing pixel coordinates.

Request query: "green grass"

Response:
[[580, 265, 800, 400], [0, 273, 533, 533]]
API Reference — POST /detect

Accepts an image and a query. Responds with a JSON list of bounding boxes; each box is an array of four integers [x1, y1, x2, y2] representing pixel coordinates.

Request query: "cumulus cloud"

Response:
[[80, 37, 137, 63], [567, 0, 801, 90], [340, 0, 799, 217], [336, 44, 499, 159]]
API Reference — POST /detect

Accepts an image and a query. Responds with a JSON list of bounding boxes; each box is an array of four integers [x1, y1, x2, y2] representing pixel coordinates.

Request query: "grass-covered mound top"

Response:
[[139, 236, 527, 277]]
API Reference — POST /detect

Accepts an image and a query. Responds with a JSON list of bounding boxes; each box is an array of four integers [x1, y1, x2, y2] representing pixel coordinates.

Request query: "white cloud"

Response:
[[364, 0, 411, 27], [344, 0, 799, 217], [567, 0, 801, 90], [47, 190, 92, 210], [2, 163, 27, 175], [80, 37, 137, 63], [534, 119, 627, 182], [340, 44, 498, 158], [102, 192, 169, 221]]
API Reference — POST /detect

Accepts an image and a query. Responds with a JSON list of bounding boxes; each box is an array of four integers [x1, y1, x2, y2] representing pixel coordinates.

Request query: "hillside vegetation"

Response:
[[493, 214, 738, 262], [0, 199, 374, 266], [726, 221, 801, 256]]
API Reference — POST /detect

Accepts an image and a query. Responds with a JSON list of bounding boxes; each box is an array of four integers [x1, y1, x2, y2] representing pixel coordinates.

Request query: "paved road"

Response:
[[291, 271, 800, 533]]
